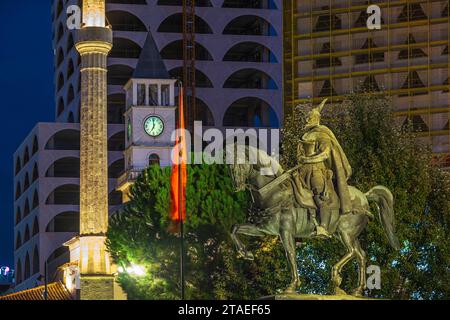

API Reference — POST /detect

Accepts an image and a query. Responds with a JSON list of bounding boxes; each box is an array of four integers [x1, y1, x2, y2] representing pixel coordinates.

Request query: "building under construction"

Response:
[[284, 0, 450, 165]]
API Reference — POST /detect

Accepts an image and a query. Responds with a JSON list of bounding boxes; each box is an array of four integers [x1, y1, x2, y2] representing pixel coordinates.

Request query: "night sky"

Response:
[[0, 1, 54, 267]]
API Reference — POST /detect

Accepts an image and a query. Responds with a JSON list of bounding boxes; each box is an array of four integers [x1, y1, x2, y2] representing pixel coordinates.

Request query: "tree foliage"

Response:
[[107, 164, 291, 299]]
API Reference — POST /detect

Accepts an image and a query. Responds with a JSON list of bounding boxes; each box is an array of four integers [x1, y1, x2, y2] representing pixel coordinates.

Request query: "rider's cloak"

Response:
[[302, 125, 353, 214]]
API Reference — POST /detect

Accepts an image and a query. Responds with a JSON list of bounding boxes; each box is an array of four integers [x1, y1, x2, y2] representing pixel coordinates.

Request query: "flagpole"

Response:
[[178, 80, 186, 301]]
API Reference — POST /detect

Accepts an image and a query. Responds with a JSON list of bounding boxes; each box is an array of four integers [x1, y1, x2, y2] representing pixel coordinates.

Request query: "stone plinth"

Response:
[[79, 275, 115, 301], [261, 293, 374, 300]]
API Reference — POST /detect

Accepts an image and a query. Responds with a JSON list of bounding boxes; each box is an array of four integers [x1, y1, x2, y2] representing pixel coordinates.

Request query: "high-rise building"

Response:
[[12, 0, 283, 291], [284, 0, 450, 165]]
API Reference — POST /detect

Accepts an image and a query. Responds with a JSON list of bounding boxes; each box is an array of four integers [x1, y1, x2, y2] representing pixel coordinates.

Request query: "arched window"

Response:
[[23, 200, 30, 217], [57, 97, 65, 116], [67, 85, 75, 104], [175, 96, 215, 126], [67, 59, 75, 79], [110, 38, 142, 59], [32, 190, 39, 209], [56, 22, 64, 42], [32, 217, 39, 236], [15, 157, 21, 175], [46, 211, 79, 232], [66, 33, 74, 54], [23, 147, 30, 166], [16, 259, 22, 284], [32, 163, 39, 182], [160, 40, 213, 60], [56, 0, 63, 18], [223, 69, 277, 89], [57, 73, 65, 92], [223, 42, 278, 63], [223, 15, 277, 36], [108, 132, 125, 151], [15, 207, 22, 225], [108, 159, 125, 178], [67, 112, 75, 123], [15, 183, 22, 200], [16, 232, 22, 250], [108, 94, 126, 124], [158, 13, 213, 34], [32, 136, 39, 155], [56, 48, 64, 68], [24, 225, 30, 243], [149, 154, 160, 166], [32, 247, 39, 275], [23, 174, 30, 192], [46, 157, 80, 178], [46, 185, 80, 205], [107, 11, 147, 32], [108, 65, 134, 86], [223, 97, 279, 128], [24, 252, 31, 280], [45, 130, 80, 150], [169, 67, 213, 88]]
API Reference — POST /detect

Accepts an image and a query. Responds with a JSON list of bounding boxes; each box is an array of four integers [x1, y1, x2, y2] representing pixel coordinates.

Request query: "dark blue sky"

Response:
[[0, 1, 54, 266]]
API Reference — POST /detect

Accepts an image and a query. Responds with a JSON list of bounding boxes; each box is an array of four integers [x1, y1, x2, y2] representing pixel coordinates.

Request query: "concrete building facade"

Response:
[[12, 123, 123, 291], [13, 0, 283, 290], [284, 0, 450, 165]]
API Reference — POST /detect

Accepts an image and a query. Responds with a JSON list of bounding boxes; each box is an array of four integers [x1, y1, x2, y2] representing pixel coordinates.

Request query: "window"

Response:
[[161, 85, 170, 106], [46, 212, 79, 232], [137, 83, 146, 105], [149, 154, 160, 166], [149, 84, 158, 106]]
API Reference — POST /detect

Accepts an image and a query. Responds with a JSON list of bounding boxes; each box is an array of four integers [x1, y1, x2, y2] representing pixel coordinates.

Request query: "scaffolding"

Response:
[[183, 0, 197, 130], [283, 0, 450, 166]]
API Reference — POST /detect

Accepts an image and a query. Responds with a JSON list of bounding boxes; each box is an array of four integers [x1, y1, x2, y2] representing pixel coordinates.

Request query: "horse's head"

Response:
[[227, 143, 282, 192], [227, 144, 253, 192]]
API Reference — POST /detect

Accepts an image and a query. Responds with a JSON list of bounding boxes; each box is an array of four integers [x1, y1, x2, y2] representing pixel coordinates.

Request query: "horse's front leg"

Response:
[[232, 224, 266, 261], [280, 211, 301, 293]]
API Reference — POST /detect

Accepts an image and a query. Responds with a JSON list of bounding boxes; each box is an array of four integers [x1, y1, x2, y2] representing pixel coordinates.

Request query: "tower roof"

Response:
[[132, 31, 170, 80]]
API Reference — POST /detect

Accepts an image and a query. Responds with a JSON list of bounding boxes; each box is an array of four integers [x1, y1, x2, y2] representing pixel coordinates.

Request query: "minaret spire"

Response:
[[75, 0, 114, 300], [82, 0, 106, 27]]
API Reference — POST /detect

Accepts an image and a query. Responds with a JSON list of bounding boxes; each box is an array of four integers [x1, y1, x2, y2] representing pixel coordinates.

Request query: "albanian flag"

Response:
[[170, 87, 187, 222]]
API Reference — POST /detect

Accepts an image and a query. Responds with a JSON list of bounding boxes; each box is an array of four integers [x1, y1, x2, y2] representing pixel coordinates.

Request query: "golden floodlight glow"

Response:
[[76, 0, 116, 299], [82, 0, 106, 27]]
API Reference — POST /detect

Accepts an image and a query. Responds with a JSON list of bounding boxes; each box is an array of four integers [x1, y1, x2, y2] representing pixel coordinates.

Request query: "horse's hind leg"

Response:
[[332, 232, 356, 296], [352, 239, 367, 297], [231, 224, 266, 261], [280, 212, 301, 293]]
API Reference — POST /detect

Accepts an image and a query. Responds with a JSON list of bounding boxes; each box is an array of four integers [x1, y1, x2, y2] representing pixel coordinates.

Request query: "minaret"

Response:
[[75, 0, 114, 300]]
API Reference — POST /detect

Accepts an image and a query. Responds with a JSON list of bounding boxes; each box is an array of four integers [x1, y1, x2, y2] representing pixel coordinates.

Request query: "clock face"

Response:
[[144, 116, 165, 137]]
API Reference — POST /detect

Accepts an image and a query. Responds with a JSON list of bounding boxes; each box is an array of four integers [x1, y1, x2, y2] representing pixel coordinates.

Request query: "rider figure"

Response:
[[296, 99, 353, 238]]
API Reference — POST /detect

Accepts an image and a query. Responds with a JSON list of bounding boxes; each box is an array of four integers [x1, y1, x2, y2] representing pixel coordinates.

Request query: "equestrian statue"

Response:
[[229, 99, 401, 297]]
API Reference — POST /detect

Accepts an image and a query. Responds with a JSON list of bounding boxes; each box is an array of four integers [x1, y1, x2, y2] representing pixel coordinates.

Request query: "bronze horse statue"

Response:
[[228, 145, 400, 296]]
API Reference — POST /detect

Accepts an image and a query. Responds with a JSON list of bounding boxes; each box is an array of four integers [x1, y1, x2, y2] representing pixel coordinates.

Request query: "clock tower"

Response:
[[117, 31, 176, 202]]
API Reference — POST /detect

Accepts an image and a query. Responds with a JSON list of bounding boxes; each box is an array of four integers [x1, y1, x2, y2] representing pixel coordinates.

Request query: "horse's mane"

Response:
[[242, 144, 284, 176]]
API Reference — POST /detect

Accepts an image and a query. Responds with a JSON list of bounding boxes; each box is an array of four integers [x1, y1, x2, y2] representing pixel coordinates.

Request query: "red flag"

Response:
[[170, 87, 187, 222]]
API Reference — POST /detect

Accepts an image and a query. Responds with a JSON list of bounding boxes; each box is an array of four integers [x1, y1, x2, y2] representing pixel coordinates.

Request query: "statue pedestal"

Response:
[[261, 293, 373, 300]]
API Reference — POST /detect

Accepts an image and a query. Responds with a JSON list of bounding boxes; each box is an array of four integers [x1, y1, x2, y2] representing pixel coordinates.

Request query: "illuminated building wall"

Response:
[[13, 0, 283, 291], [284, 0, 450, 165]]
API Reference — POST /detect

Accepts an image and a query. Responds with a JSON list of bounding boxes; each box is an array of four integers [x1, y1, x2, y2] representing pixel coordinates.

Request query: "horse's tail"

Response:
[[365, 186, 401, 250]]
